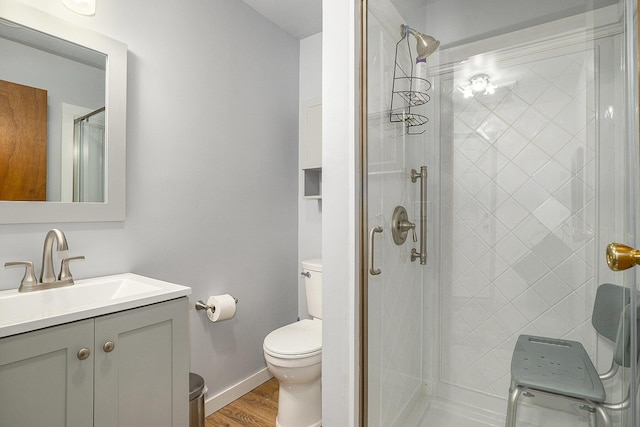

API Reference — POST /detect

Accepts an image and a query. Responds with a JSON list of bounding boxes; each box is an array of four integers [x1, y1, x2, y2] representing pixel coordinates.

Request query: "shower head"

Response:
[[402, 25, 440, 60]]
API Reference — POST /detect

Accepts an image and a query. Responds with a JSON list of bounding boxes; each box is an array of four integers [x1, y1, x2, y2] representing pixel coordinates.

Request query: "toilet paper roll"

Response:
[[206, 294, 237, 322]]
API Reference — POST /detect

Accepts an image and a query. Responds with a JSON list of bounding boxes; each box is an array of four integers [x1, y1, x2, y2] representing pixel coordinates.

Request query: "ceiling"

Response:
[[239, 0, 617, 43], [240, 0, 322, 39]]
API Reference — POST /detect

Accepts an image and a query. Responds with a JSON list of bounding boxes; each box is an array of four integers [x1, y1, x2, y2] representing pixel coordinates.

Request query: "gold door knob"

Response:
[[606, 242, 640, 271]]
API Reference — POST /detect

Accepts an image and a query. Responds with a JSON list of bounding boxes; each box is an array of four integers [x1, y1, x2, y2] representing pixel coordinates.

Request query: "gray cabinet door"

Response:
[[94, 297, 189, 427], [0, 319, 94, 427]]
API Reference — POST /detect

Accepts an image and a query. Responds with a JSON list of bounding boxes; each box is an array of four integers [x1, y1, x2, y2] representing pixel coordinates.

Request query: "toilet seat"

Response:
[[263, 319, 322, 359]]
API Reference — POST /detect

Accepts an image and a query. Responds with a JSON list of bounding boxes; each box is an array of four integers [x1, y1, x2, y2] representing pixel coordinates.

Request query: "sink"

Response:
[[0, 273, 191, 338]]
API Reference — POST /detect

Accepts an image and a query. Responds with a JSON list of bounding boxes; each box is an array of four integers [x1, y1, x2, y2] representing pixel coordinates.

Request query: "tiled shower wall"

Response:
[[439, 44, 603, 398], [367, 12, 428, 426]]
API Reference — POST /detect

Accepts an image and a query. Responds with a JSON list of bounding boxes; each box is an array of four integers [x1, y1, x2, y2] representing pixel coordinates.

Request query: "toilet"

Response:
[[263, 259, 322, 427]]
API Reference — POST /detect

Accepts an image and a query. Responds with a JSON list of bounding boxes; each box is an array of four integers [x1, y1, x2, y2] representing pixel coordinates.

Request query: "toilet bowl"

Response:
[[263, 259, 322, 427], [264, 319, 322, 427]]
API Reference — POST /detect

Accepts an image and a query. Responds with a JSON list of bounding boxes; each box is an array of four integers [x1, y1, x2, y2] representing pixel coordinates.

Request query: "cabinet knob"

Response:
[[103, 341, 115, 353], [77, 348, 91, 360]]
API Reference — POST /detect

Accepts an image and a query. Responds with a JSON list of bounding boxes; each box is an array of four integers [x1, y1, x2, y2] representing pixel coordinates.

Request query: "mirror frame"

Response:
[[0, 0, 126, 223]]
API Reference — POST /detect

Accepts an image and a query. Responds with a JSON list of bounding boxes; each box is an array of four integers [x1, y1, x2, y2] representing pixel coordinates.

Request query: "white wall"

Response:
[[1, 0, 300, 409], [322, 0, 360, 425], [298, 32, 322, 317]]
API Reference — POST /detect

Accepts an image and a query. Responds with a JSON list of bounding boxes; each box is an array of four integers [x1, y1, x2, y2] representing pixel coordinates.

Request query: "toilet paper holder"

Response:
[[195, 297, 238, 313]]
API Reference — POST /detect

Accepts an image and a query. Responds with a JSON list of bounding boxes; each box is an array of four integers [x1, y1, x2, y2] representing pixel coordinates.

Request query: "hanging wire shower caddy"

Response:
[[389, 28, 433, 135]]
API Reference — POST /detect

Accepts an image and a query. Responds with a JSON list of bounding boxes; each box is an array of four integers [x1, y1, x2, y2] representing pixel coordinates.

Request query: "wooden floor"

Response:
[[205, 378, 279, 427]]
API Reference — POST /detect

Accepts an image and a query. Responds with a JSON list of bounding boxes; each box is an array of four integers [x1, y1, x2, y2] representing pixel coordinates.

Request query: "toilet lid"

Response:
[[263, 319, 322, 358]]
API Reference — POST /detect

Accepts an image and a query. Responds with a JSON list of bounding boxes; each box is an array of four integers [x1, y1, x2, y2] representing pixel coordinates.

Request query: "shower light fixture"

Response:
[[459, 74, 497, 98], [401, 25, 440, 60], [63, 0, 96, 16]]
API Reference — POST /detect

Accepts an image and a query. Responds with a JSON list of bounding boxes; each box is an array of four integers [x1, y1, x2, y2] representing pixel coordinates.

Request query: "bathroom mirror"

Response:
[[0, 0, 126, 223]]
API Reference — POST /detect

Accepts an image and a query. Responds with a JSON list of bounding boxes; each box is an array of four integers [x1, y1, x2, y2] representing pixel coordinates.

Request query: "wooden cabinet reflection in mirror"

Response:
[[0, 79, 47, 201]]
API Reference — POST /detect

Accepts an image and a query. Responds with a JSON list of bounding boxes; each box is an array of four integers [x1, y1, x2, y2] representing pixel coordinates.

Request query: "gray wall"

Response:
[[298, 32, 322, 318], [1, 0, 300, 399]]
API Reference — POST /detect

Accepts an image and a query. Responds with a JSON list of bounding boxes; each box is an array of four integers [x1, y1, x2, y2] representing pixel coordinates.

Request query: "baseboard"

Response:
[[204, 367, 273, 417]]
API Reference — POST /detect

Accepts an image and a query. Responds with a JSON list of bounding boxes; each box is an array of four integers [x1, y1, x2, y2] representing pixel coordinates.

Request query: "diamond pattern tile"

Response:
[[495, 163, 529, 193], [533, 161, 572, 193], [530, 234, 573, 269], [533, 271, 573, 305], [512, 179, 550, 212], [495, 233, 529, 262], [512, 107, 549, 138], [440, 47, 598, 399], [495, 127, 528, 159], [495, 198, 528, 229], [368, 17, 609, 421], [535, 84, 573, 119], [476, 251, 510, 281], [476, 113, 509, 142], [535, 121, 573, 156], [513, 144, 550, 175], [475, 147, 509, 176], [512, 215, 550, 248], [458, 132, 492, 162], [532, 197, 572, 230], [495, 92, 529, 123]]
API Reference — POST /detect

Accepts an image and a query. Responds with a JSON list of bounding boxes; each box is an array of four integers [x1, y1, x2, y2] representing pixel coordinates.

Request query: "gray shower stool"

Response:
[[506, 283, 638, 427]]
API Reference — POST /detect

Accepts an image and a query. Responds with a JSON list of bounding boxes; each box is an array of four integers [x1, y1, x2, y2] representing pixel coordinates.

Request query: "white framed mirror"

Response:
[[0, 0, 126, 223]]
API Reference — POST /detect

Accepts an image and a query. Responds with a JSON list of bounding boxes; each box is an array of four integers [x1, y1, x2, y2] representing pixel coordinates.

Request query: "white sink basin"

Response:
[[0, 273, 191, 338]]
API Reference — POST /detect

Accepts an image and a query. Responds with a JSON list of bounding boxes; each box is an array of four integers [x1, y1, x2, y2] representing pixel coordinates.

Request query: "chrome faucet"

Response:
[[4, 228, 84, 292], [40, 229, 69, 283]]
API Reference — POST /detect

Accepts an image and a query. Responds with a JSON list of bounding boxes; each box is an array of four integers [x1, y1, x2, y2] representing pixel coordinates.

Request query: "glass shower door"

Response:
[[74, 108, 105, 202], [364, 15, 427, 425], [362, 0, 639, 426]]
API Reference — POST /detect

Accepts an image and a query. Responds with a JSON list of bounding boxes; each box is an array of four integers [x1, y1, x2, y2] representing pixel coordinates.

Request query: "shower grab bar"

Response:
[[410, 166, 427, 265], [369, 226, 383, 275]]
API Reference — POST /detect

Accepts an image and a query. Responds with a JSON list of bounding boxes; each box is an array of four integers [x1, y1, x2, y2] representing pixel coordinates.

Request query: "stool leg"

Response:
[[586, 406, 597, 427], [595, 404, 611, 427], [506, 383, 524, 427]]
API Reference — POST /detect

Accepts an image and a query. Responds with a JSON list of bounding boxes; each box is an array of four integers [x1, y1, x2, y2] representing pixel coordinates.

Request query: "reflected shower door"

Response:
[[362, 0, 639, 426], [74, 109, 105, 202]]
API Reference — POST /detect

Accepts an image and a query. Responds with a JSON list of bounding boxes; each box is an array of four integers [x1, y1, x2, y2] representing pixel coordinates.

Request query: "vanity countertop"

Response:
[[0, 273, 191, 338]]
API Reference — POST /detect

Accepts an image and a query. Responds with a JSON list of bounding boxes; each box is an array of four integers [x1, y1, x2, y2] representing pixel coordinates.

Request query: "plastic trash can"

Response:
[[189, 373, 205, 427]]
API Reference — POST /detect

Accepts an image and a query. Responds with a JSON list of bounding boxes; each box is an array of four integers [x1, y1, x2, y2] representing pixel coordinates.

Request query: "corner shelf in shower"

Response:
[[389, 37, 432, 135]]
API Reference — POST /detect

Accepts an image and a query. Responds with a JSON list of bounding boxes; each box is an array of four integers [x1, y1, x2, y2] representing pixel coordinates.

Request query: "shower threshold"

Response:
[[401, 395, 597, 427]]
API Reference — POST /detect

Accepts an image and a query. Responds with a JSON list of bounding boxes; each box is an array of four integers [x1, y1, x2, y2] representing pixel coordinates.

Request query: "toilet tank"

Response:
[[302, 259, 322, 319]]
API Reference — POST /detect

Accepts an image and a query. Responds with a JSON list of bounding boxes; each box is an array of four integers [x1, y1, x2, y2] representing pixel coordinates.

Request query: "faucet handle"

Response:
[[5, 261, 38, 292], [58, 256, 85, 283]]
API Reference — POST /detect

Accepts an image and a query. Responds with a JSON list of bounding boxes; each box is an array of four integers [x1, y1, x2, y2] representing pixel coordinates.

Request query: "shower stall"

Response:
[[361, 0, 640, 426], [73, 106, 105, 202]]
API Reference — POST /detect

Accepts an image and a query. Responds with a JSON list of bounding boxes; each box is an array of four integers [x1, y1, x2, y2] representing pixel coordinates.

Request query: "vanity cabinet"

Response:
[[0, 297, 188, 427], [0, 318, 95, 426], [94, 297, 188, 427]]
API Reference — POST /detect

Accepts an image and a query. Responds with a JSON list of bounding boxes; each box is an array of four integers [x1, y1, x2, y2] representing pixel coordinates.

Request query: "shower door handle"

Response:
[[369, 226, 383, 275]]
